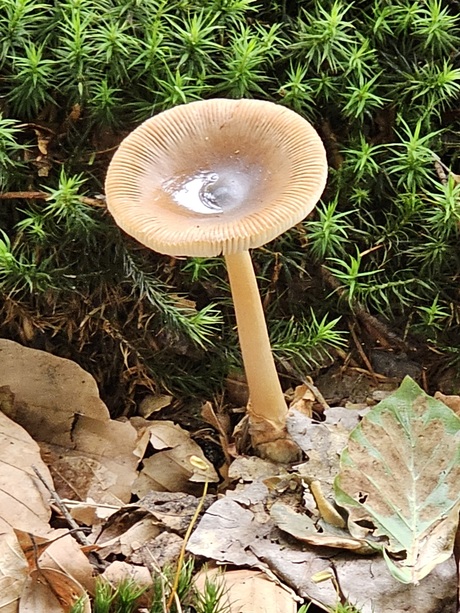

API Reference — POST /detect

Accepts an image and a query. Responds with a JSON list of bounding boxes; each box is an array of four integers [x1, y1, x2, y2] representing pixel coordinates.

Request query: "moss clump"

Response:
[[1, 0, 460, 407]]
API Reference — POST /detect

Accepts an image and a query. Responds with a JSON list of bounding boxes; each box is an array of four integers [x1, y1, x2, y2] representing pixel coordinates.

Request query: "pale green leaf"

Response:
[[334, 376, 460, 584]]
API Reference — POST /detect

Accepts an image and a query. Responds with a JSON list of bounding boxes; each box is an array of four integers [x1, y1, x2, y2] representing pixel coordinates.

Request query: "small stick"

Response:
[[32, 465, 90, 547], [347, 366, 393, 381], [303, 376, 330, 411], [0, 191, 106, 207], [348, 322, 379, 384], [433, 156, 460, 186]]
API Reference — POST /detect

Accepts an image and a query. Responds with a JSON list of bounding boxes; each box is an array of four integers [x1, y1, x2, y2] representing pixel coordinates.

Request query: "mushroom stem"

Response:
[[225, 250, 287, 429]]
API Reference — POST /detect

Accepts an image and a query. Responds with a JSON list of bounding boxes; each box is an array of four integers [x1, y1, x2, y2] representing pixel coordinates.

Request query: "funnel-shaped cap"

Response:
[[105, 99, 327, 256]]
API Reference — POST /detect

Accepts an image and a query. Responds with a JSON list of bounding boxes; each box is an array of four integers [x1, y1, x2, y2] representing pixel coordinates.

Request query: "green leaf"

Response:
[[334, 376, 460, 584]]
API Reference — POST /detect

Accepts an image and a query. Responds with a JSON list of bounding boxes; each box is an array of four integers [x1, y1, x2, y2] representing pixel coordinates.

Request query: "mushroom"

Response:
[[105, 98, 327, 463]]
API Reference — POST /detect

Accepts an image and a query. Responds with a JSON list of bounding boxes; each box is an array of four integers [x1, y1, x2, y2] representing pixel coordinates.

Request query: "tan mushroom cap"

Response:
[[105, 98, 328, 257]]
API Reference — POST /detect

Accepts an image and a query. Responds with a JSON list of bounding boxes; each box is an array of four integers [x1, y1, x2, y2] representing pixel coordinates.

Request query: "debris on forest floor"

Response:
[[189, 390, 459, 612], [0, 338, 459, 612]]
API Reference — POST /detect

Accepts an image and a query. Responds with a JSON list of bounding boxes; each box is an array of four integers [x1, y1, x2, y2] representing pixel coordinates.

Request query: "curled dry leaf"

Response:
[[38, 531, 95, 595], [19, 568, 90, 613], [335, 376, 460, 584], [270, 502, 373, 553], [132, 420, 218, 495], [288, 384, 316, 417]]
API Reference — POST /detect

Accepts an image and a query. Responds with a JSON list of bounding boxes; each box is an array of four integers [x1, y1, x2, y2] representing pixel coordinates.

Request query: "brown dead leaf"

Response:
[[0, 532, 29, 613], [33, 130, 51, 156], [201, 401, 231, 437], [102, 561, 152, 607], [0, 393, 53, 535], [0, 340, 139, 505], [19, 568, 90, 613], [0, 340, 109, 445], [289, 384, 315, 417], [132, 420, 218, 495], [44, 414, 138, 504], [38, 531, 95, 595], [195, 568, 297, 613], [94, 506, 147, 550], [97, 517, 161, 559], [139, 394, 173, 418], [13, 531, 59, 572]]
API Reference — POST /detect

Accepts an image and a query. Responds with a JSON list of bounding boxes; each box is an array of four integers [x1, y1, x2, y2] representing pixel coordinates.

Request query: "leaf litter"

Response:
[[188, 379, 459, 612], [0, 340, 217, 611], [0, 339, 459, 611]]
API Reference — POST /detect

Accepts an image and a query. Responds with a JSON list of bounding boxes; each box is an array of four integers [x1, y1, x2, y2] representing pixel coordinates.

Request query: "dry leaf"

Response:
[[132, 421, 218, 495], [287, 406, 365, 501], [270, 502, 372, 553], [13, 531, 60, 572], [102, 561, 152, 607], [102, 560, 152, 587], [0, 531, 29, 613], [96, 490, 214, 566], [195, 568, 297, 613], [44, 414, 138, 504], [228, 455, 290, 482], [66, 498, 119, 526], [201, 401, 231, 435], [435, 392, 460, 418], [19, 568, 90, 613], [0, 340, 108, 445], [0, 396, 53, 535], [0, 340, 139, 505], [97, 517, 161, 559], [139, 394, 173, 418], [38, 532, 95, 595], [289, 384, 316, 417]]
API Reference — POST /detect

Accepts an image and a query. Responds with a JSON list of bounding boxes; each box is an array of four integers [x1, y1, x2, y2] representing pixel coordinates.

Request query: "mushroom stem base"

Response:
[[247, 410, 302, 464]]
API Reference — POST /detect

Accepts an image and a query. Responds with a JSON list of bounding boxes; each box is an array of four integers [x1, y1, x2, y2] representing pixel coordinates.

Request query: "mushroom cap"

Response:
[[105, 98, 328, 257]]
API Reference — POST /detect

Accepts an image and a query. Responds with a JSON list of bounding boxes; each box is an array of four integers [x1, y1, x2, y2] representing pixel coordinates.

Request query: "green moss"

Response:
[[1, 0, 460, 404]]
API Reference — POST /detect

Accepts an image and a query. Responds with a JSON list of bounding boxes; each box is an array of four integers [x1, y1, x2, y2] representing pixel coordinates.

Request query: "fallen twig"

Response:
[[32, 464, 90, 547], [0, 191, 106, 207]]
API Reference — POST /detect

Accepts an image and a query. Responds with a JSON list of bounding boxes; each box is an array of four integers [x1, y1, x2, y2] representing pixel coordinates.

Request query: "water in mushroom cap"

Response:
[[162, 165, 258, 217]]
